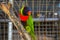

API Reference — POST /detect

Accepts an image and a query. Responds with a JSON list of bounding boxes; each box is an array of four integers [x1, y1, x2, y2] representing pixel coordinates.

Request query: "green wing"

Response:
[[26, 15, 36, 40], [27, 15, 34, 32]]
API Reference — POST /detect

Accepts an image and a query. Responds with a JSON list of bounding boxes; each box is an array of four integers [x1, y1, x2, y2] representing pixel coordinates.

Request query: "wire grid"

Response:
[[0, 0, 60, 40], [0, 22, 8, 40]]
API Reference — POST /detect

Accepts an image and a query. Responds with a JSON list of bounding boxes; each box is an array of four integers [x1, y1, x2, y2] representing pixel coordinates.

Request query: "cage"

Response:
[[0, 0, 60, 40]]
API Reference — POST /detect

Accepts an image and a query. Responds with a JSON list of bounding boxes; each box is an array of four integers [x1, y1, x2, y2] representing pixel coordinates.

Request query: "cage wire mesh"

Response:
[[0, 0, 60, 40]]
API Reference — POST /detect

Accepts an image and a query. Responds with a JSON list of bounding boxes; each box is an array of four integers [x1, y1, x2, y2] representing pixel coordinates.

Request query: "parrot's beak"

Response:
[[27, 11, 31, 16]]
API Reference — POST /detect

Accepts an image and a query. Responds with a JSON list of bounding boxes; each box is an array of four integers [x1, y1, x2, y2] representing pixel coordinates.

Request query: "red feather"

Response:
[[18, 13, 29, 21]]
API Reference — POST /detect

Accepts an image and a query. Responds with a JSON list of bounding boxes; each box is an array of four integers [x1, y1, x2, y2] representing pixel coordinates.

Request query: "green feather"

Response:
[[27, 15, 34, 32], [19, 5, 24, 14], [26, 15, 36, 40], [25, 26, 31, 32]]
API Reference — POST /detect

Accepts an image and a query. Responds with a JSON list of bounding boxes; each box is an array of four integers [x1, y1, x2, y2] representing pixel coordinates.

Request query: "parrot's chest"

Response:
[[19, 14, 29, 21]]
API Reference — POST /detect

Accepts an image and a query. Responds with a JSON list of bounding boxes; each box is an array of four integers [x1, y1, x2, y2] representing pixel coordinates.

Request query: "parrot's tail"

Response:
[[30, 32, 36, 40]]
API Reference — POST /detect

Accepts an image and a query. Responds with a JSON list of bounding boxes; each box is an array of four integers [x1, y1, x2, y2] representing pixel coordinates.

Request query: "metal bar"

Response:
[[33, 18, 59, 22], [0, 18, 59, 22], [9, 0, 13, 7], [0, 19, 11, 22], [8, 22, 13, 40]]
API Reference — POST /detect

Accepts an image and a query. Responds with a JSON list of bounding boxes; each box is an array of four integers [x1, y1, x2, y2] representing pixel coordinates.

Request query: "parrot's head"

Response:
[[23, 7, 31, 16], [19, 6, 31, 21]]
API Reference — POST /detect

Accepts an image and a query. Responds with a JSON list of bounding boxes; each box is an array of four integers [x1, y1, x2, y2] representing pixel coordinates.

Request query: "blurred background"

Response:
[[0, 0, 60, 40]]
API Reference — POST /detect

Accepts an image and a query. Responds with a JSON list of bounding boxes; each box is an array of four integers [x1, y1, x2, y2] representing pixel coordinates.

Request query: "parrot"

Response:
[[18, 6, 36, 40]]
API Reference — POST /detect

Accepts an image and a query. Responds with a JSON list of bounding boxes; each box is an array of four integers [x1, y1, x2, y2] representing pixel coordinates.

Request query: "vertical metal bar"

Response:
[[8, 22, 13, 40], [3, 20, 5, 40], [8, 0, 13, 39], [26, 0, 28, 6], [0, 23, 2, 40], [45, 0, 47, 40], [9, 0, 14, 7], [32, 0, 34, 17], [58, 19, 60, 40], [52, 0, 54, 34]]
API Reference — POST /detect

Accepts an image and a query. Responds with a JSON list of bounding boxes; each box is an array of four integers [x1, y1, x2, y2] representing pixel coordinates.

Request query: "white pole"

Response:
[[8, 0, 13, 40], [8, 22, 13, 40], [9, 0, 13, 7]]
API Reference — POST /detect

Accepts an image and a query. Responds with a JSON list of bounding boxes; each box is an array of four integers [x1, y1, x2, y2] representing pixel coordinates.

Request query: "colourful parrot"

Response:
[[18, 6, 36, 40]]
